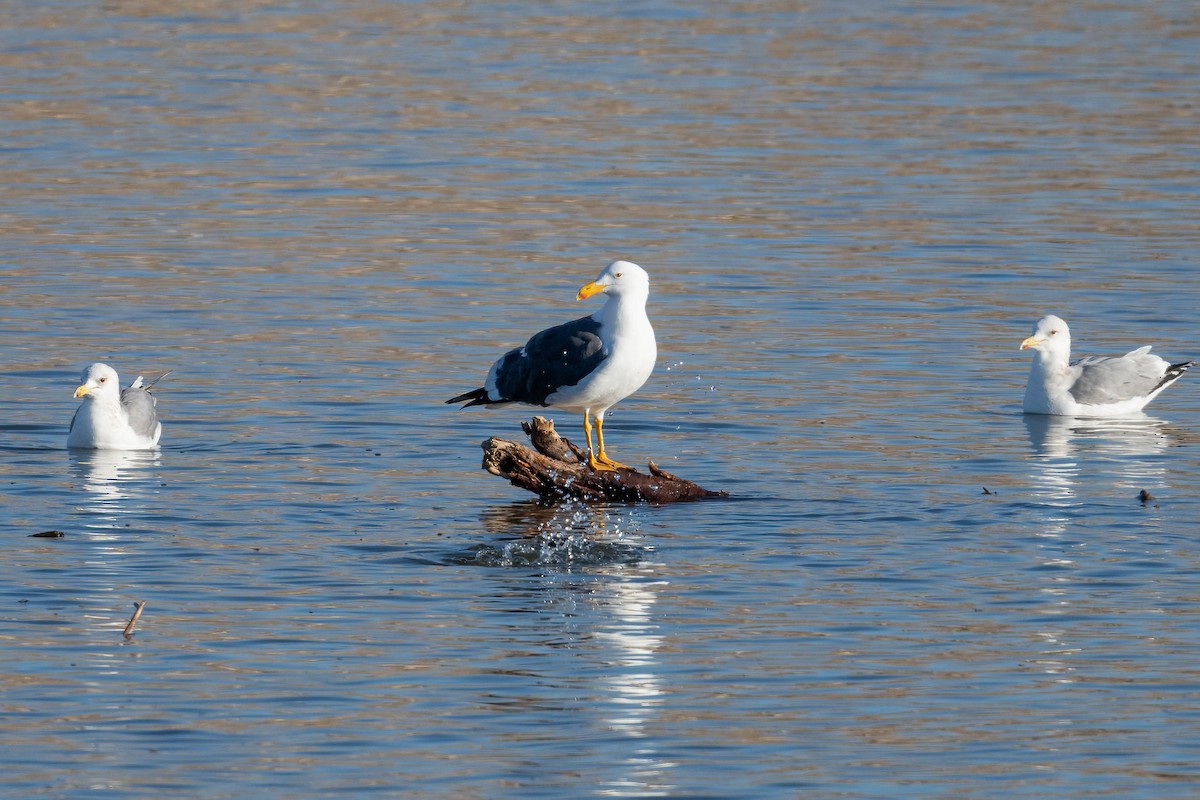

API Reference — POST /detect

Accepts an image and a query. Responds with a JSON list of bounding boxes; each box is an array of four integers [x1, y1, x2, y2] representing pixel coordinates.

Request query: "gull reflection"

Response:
[[69, 448, 161, 534], [65, 450, 161, 647], [476, 503, 675, 796], [594, 565, 664, 736], [1023, 414, 1175, 683], [1024, 414, 1173, 505], [593, 563, 675, 797]]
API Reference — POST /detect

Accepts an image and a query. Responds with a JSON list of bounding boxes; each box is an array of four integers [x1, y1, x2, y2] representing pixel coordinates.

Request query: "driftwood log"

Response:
[[480, 417, 726, 503]]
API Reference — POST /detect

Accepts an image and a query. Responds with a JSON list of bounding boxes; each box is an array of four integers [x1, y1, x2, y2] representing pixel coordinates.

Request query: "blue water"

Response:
[[2, 1, 1199, 798]]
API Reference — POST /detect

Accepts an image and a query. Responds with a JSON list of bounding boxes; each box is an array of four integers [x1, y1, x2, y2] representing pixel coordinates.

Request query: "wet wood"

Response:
[[123, 601, 146, 637], [480, 417, 726, 503]]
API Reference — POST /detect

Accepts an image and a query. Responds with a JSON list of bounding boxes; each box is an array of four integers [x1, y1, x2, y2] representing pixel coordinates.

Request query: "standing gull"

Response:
[[447, 260, 657, 471], [68, 362, 163, 449], [1020, 314, 1193, 416]]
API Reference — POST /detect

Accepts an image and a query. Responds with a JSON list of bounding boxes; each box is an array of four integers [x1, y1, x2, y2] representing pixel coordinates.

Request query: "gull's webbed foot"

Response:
[[587, 452, 618, 472], [595, 451, 631, 470]]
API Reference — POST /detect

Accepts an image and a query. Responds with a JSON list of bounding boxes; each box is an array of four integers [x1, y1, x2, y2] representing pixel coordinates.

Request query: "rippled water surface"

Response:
[[2, 1, 1200, 798]]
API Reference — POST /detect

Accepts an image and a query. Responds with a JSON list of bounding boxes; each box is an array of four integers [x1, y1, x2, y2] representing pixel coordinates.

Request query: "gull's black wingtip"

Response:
[[446, 388, 490, 407], [1167, 360, 1195, 380], [1152, 360, 1195, 394]]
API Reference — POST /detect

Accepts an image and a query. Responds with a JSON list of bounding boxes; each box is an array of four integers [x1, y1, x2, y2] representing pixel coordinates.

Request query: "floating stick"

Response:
[[123, 601, 146, 637]]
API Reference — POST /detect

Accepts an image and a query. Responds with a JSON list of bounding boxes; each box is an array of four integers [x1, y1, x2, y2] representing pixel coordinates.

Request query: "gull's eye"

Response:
[[1049, 330, 1058, 335], [615, 272, 623, 278], [98, 376, 107, 382]]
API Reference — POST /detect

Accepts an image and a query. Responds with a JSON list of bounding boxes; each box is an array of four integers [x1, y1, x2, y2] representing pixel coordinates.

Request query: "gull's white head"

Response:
[[74, 362, 122, 401], [577, 260, 650, 301], [1020, 315, 1071, 355]]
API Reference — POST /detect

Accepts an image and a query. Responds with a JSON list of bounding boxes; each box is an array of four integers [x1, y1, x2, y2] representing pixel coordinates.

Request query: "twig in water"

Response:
[[123, 601, 146, 637]]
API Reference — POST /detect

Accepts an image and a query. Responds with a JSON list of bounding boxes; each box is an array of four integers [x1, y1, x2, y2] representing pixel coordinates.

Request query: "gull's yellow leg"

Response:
[[583, 411, 615, 471], [594, 416, 630, 469]]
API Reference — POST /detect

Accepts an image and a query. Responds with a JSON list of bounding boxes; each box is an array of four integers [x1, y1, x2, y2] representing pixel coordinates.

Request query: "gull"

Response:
[[68, 362, 163, 449], [1021, 315, 1192, 416], [448, 260, 657, 471]]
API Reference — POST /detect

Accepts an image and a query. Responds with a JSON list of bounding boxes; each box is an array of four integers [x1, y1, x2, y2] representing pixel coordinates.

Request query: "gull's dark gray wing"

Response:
[[491, 315, 607, 406]]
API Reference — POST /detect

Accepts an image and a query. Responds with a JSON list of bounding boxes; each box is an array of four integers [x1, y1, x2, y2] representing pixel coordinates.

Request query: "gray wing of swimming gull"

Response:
[[120, 386, 160, 439], [492, 315, 607, 406], [1068, 348, 1167, 405]]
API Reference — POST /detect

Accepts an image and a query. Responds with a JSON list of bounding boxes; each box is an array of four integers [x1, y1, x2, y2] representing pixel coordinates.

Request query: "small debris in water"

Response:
[[1138, 489, 1155, 505], [981, 487, 996, 495], [29, 530, 65, 538], [123, 601, 147, 637]]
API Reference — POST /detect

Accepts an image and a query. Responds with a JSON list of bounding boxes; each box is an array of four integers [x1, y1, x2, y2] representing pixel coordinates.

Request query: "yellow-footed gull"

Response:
[[448, 260, 656, 471]]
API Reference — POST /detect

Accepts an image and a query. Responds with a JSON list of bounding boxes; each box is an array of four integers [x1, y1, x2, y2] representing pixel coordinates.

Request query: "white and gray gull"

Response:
[[1021, 314, 1193, 416], [67, 362, 163, 449], [447, 260, 657, 471]]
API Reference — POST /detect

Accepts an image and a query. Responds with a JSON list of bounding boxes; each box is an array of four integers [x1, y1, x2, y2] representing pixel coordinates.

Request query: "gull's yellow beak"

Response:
[[74, 384, 92, 399], [577, 280, 606, 301], [1020, 336, 1042, 351]]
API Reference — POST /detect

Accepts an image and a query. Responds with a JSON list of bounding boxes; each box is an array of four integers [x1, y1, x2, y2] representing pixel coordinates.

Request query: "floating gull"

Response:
[[1020, 314, 1193, 416], [448, 260, 657, 471], [68, 362, 163, 450]]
